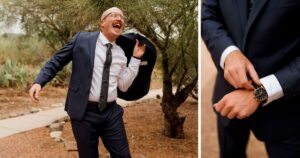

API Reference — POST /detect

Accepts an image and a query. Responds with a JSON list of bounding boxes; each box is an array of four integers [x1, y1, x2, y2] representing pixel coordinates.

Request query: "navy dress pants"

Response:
[[71, 102, 131, 158], [217, 116, 300, 158]]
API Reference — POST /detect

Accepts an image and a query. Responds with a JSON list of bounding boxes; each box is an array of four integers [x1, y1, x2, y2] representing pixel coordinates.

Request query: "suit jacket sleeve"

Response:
[[35, 32, 80, 87], [275, 56, 300, 99], [201, 0, 236, 68]]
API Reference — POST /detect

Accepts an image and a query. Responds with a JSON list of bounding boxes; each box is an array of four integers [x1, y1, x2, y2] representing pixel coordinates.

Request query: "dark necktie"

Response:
[[98, 43, 113, 112]]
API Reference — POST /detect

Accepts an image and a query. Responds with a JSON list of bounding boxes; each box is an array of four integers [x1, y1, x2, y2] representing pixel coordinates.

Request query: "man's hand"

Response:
[[214, 89, 260, 119], [224, 50, 261, 90], [29, 83, 42, 103], [133, 39, 146, 59]]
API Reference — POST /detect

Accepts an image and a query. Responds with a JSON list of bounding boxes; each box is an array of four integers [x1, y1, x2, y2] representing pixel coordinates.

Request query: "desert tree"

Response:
[[114, 0, 198, 138]]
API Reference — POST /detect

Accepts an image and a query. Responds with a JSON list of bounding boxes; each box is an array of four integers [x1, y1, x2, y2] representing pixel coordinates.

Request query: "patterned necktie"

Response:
[[98, 43, 113, 112]]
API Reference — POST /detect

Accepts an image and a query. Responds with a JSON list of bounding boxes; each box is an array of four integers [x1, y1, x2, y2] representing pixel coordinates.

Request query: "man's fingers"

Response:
[[31, 90, 39, 102], [247, 64, 261, 85], [29, 89, 35, 101], [236, 68, 254, 89], [220, 105, 233, 117], [29, 88, 34, 99], [141, 44, 146, 50], [214, 98, 226, 112], [224, 70, 238, 88], [226, 64, 257, 89], [29, 85, 41, 103], [236, 113, 247, 119], [34, 90, 40, 101], [135, 39, 140, 47], [227, 109, 238, 119]]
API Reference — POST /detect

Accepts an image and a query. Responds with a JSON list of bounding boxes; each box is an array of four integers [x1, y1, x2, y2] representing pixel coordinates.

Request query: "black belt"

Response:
[[87, 101, 116, 107]]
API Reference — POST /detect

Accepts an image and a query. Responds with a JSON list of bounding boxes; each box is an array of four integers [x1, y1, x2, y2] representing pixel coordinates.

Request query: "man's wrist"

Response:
[[220, 45, 240, 69]]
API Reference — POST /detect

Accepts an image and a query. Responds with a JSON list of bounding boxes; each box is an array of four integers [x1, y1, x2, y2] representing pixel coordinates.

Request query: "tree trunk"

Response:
[[190, 82, 198, 101], [162, 100, 186, 138]]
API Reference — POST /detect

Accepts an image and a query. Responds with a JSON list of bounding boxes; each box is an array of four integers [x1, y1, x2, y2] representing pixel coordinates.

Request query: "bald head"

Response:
[[99, 7, 125, 42], [101, 7, 124, 21]]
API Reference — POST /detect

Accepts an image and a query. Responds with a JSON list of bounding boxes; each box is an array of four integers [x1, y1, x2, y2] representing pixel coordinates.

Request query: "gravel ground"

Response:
[[0, 98, 197, 158], [0, 87, 67, 119]]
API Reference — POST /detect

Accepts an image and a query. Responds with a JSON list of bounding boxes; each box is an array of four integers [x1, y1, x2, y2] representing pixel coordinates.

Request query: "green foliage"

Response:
[[114, 0, 198, 101], [49, 62, 72, 87], [0, 0, 104, 51], [0, 34, 52, 65], [0, 59, 72, 89], [0, 34, 72, 89], [0, 59, 30, 89]]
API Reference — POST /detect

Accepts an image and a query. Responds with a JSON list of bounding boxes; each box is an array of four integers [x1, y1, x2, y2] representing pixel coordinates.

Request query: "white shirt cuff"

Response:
[[129, 57, 141, 66], [220, 46, 240, 69], [260, 74, 284, 106]]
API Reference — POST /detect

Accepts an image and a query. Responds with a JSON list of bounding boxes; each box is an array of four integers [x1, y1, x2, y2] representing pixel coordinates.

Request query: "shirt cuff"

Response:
[[220, 45, 240, 69], [260, 74, 284, 106], [129, 57, 141, 67], [132, 56, 141, 60]]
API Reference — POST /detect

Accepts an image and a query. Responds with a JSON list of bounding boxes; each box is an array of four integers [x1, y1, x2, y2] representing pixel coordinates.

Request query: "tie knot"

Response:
[[106, 43, 113, 49]]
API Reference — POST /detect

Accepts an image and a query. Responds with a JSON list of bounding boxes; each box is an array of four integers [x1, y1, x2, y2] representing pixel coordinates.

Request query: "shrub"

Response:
[[0, 59, 30, 89], [49, 62, 72, 87], [0, 35, 52, 66]]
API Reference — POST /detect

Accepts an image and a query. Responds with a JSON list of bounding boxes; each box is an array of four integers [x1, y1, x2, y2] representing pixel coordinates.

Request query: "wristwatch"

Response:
[[254, 85, 268, 105]]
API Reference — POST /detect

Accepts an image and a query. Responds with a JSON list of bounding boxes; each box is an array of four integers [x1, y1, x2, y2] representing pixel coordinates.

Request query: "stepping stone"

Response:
[[50, 131, 62, 139], [49, 123, 63, 131]]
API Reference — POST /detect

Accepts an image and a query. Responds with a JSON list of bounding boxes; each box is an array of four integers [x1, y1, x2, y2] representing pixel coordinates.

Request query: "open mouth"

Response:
[[112, 23, 122, 29]]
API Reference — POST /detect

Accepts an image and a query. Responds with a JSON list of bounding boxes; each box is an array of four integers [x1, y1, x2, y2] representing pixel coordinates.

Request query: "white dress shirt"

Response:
[[88, 32, 141, 102], [220, 45, 284, 105]]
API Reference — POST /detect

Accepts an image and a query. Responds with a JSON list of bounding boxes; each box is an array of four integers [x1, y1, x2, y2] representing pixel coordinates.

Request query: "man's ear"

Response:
[[98, 19, 103, 29]]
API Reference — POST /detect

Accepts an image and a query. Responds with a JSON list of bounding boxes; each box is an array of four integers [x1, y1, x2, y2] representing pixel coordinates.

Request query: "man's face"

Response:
[[100, 10, 125, 42]]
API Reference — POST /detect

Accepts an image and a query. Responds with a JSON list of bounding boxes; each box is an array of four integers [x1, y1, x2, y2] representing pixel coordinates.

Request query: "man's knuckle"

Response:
[[220, 112, 226, 117], [239, 113, 247, 119], [231, 108, 238, 114], [228, 67, 235, 73], [241, 81, 248, 86], [227, 115, 234, 119], [227, 103, 234, 109], [224, 72, 228, 79], [236, 115, 243, 119]]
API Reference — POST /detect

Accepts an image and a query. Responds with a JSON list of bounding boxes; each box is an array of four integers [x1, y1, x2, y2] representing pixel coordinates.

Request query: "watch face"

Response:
[[255, 87, 268, 102]]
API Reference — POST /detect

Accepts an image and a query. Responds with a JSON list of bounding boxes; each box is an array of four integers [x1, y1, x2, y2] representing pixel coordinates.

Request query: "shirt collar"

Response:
[[99, 32, 116, 47]]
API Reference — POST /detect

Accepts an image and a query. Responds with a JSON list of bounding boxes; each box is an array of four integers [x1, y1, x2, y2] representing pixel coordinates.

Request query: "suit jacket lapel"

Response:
[[89, 32, 100, 70], [242, 0, 269, 50]]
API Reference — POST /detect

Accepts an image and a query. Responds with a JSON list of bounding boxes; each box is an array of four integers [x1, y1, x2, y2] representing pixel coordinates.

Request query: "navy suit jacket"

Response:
[[36, 32, 99, 120], [202, 0, 300, 141]]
